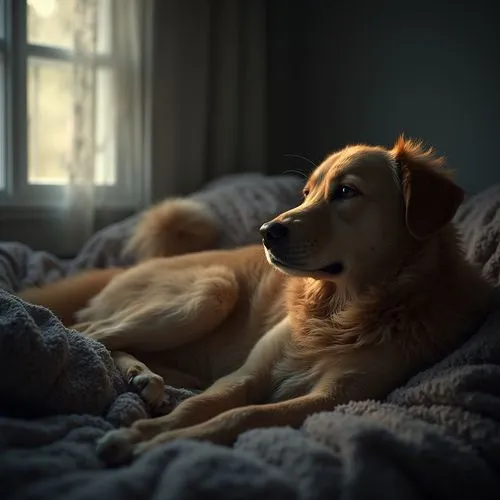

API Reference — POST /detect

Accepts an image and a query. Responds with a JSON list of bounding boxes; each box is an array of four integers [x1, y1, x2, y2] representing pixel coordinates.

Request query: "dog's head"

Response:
[[261, 136, 464, 285]]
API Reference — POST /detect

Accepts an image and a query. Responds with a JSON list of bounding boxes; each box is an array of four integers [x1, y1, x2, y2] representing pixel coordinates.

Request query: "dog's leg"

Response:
[[140, 344, 411, 451], [133, 391, 334, 455], [80, 266, 237, 411], [96, 317, 291, 464], [76, 265, 239, 352], [18, 268, 124, 326]]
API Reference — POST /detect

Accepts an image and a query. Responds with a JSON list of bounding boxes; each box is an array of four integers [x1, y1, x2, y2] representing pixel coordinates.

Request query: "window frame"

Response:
[[0, 0, 140, 210]]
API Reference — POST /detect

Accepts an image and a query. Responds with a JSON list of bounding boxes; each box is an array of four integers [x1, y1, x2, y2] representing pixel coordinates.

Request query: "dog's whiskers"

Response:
[[283, 169, 308, 179], [283, 154, 319, 176]]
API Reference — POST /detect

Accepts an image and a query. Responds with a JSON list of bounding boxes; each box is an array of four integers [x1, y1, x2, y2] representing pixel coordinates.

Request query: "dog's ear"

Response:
[[393, 136, 464, 240]]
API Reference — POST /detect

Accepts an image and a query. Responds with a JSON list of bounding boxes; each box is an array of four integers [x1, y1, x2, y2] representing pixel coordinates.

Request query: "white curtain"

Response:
[[64, 0, 150, 250], [65, 0, 97, 250]]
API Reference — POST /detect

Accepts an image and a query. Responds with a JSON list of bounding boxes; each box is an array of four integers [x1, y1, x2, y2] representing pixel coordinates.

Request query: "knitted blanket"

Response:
[[1, 175, 500, 500]]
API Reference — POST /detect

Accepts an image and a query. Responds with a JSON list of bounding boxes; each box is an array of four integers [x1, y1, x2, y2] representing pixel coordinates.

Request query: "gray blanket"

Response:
[[1, 176, 500, 500]]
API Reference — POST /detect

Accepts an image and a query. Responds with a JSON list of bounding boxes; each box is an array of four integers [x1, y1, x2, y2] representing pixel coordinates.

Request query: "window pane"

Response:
[[28, 0, 75, 50], [0, 0, 5, 39], [95, 69, 116, 185], [28, 0, 111, 54], [28, 58, 115, 186], [28, 58, 73, 184]]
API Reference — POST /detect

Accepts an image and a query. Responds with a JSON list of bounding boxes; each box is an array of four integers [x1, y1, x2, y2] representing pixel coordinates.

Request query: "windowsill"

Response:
[[0, 206, 136, 256]]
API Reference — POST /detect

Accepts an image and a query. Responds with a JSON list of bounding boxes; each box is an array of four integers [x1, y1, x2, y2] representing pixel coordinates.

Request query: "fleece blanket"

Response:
[[1, 176, 500, 499]]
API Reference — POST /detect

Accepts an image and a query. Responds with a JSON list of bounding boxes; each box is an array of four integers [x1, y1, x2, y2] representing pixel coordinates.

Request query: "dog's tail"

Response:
[[123, 198, 221, 262], [18, 267, 124, 327]]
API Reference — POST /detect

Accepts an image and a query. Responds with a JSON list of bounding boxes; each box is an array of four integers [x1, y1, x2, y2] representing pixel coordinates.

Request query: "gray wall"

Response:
[[267, 0, 500, 195]]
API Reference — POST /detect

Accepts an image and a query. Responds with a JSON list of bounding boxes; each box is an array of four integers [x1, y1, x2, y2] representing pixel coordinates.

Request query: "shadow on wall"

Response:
[[267, 0, 500, 195]]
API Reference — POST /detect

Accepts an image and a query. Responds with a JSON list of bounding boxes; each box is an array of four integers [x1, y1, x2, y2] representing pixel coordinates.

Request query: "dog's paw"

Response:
[[97, 428, 138, 466], [129, 372, 165, 407]]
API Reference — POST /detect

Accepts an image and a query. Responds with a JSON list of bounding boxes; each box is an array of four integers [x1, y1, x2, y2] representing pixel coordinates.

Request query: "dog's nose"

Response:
[[260, 221, 289, 245]]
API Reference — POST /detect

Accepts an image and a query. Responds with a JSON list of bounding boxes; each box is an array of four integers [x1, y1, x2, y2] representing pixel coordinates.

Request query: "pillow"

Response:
[[454, 184, 500, 287]]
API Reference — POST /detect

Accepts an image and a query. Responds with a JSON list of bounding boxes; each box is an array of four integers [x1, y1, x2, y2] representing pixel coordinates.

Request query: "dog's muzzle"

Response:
[[260, 222, 344, 276]]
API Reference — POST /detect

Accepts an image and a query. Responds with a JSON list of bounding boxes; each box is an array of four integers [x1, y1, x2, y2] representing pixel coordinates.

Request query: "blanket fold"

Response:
[[0, 291, 124, 416]]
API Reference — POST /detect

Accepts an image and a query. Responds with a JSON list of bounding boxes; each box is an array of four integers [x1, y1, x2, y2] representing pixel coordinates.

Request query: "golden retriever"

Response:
[[20, 136, 493, 466]]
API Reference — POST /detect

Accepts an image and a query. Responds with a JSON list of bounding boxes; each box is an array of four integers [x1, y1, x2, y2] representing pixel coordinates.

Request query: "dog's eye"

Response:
[[303, 188, 310, 198], [332, 185, 360, 201]]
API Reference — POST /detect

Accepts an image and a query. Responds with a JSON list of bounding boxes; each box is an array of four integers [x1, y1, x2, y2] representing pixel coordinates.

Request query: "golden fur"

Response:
[[20, 136, 493, 466], [124, 198, 221, 260]]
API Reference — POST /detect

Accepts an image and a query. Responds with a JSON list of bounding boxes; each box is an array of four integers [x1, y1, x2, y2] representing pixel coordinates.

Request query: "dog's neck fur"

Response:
[[285, 224, 493, 361]]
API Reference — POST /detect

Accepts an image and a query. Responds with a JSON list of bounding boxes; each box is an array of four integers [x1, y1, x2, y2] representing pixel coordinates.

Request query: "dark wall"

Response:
[[267, 0, 500, 194]]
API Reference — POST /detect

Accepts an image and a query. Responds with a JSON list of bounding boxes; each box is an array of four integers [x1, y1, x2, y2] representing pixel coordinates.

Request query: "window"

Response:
[[0, 0, 6, 190], [0, 0, 144, 210]]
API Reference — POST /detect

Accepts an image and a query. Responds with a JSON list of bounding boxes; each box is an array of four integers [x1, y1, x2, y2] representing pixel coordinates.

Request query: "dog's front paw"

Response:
[[129, 372, 165, 408], [97, 428, 142, 466]]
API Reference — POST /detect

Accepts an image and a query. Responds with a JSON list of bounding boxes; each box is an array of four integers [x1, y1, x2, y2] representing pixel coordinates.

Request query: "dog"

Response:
[[20, 136, 494, 466]]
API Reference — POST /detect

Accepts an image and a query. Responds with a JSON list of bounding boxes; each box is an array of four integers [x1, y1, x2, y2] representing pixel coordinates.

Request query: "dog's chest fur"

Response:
[[267, 261, 485, 404]]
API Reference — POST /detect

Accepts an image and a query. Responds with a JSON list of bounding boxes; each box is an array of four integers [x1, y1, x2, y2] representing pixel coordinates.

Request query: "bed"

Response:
[[1, 174, 500, 500]]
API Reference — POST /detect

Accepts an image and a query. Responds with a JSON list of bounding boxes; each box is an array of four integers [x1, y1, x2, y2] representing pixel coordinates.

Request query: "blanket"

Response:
[[1, 175, 500, 500]]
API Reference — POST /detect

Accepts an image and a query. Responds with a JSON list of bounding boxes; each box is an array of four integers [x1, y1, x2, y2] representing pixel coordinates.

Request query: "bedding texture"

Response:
[[1, 175, 500, 500]]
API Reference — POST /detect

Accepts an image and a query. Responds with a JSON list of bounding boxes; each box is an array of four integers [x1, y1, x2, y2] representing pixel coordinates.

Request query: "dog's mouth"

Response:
[[318, 262, 344, 275], [268, 252, 344, 276]]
